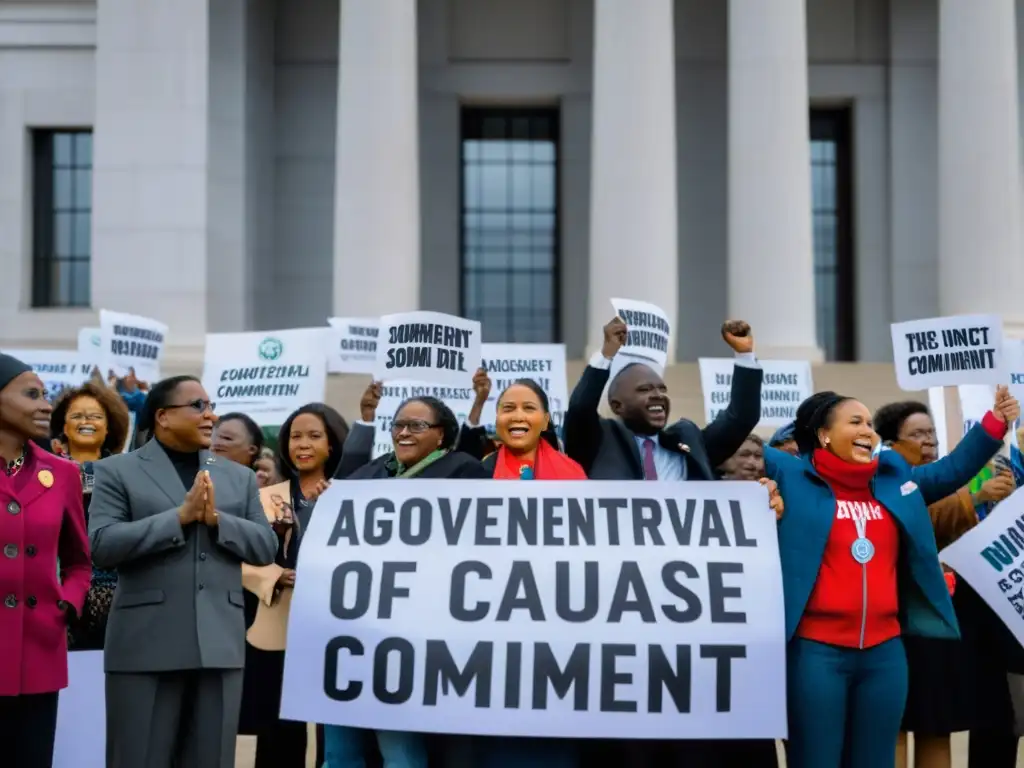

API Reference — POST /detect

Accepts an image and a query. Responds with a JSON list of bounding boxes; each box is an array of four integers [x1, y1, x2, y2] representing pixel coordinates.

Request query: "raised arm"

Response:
[[88, 459, 187, 570], [700, 321, 764, 469], [913, 407, 1011, 505], [338, 421, 376, 478], [212, 471, 277, 565], [564, 317, 624, 472]]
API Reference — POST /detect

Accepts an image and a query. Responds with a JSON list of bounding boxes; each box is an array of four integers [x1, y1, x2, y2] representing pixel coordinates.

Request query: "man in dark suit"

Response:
[[89, 375, 278, 768], [565, 316, 774, 768], [564, 316, 763, 482]]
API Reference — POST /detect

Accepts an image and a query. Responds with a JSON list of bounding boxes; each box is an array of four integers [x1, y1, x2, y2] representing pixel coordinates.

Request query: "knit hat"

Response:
[[0, 353, 32, 393]]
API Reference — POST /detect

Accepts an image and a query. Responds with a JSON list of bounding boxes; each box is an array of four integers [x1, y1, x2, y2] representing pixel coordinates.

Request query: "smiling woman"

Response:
[[48, 381, 131, 650]]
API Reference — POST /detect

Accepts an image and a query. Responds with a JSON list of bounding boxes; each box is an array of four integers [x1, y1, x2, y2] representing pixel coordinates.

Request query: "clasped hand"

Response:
[[178, 470, 219, 527]]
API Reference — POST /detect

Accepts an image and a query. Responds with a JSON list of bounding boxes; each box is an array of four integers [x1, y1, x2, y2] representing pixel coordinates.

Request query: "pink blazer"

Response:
[[0, 442, 91, 696]]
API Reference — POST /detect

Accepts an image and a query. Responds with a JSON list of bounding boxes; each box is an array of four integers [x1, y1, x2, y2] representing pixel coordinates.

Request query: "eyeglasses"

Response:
[[390, 419, 439, 435], [68, 412, 106, 422], [163, 399, 216, 414]]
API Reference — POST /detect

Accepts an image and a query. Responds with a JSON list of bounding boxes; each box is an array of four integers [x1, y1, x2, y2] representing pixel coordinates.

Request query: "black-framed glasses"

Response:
[[391, 419, 439, 435], [163, 399, 216, 414]]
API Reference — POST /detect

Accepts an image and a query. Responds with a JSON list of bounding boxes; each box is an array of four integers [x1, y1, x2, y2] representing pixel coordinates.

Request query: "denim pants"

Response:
[[443, 736, 578, 768], [787, 636, 908, 768], [322, 725, 427, 768]]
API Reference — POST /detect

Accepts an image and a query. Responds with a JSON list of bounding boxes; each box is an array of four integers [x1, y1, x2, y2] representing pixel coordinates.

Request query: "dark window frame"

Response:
[[458, 106, 562, 344], [810, 108, 855, 361], [32, 128, 93, 308]]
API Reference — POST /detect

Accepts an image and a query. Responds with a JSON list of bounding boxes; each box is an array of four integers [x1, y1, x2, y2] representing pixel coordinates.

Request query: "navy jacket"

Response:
[[563, 362, 763, 480], [767, 421, 1003, 642]]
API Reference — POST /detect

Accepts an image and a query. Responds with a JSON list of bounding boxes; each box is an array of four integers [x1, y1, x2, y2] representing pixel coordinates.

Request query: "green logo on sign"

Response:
[[258, 337, 283, 361]]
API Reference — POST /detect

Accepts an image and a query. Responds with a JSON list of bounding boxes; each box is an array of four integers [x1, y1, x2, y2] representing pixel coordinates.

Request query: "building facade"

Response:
[[1, 0, 1023, 370]]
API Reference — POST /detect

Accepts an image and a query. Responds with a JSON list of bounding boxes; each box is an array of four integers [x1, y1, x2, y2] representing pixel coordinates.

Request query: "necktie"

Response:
[[642, 438, 658, 481]]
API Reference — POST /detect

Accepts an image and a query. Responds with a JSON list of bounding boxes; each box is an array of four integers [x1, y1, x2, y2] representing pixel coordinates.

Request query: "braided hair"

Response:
[[792, 391, 853, 455]]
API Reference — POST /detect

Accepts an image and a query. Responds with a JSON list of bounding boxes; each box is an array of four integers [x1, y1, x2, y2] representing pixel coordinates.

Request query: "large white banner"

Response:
[[281, 480, 787, 739], [941, 488, 1024, 649], [890, 314, 1003, 390], [698, 358, 812, 428], [99, 309, 167, 382], [0, 349, 91, 401], [374, 311, 482, 387], [202, 329, 328, 426], [77, 327, 102, 369]]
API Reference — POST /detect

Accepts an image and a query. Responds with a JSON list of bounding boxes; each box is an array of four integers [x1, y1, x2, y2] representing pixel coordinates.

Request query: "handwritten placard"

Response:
[[890, 314, 1003, 390], [610, 298, 671, 372], [374, 311, 481, 388]]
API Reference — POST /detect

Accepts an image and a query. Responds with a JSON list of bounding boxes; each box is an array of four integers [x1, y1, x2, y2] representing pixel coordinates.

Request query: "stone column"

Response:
[[728, 0, 822, 360], [588, 0, 678, 360], [333, 0, 420, 316], [91, 0, 212, 357], [939, 0, 1024, 335]]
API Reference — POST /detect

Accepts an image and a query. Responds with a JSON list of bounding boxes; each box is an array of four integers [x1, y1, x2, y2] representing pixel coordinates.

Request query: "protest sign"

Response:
[[374, 311, 481, 388], [610, 298, 671, 372], [54, 650, 105, 768], [1, 349, 91, 401], [371, 380, 477, 458], [698, 359, 812, 428], [77, 327, 101, 368], [280, 480, 786, 740], [370, 344, 569, 457], [202, 329, 328, 426], [941, 488, 1024, 649], [99, 309, 167, 382], [890, 314, 1003, 390], [1007, 339, 1024, 404], [327, 317, 380, 375]]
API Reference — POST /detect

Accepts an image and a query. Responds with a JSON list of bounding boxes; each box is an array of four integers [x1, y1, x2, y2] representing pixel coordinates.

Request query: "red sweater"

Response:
[[797, 449, 900, 649]]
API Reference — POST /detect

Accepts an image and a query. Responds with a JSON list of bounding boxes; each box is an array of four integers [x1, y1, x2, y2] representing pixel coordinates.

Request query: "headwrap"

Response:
[[0, 353, 32, 393]]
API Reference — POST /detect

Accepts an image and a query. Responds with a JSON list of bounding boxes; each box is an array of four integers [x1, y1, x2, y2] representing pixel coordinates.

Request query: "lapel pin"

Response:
[[38, 470, 54, 488], [205, 456, 216, 465], [678, 443, 691, 453]]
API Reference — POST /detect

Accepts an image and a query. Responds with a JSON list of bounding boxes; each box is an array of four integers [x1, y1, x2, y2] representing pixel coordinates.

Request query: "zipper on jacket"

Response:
[[858, 563, 868, 649]]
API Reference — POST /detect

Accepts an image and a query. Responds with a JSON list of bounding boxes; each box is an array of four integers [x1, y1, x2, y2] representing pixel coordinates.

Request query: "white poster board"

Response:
[[54, 650, 105, 768], [77, 327, 102, 369], [0, 349, 91, 401], [98, 309, 167, 382], [890, 314, 1003, 390], [610, 298, 671, 373], [327, 317, 380, 375], [941, 487, 1024, 649], [1007, 339, 1024, 404], [370, 344, 569, 457], [202, 329, 328, 426], [281, 480, 787, 740], [698, 359, 812, 428], [374, 311, 481, 387]]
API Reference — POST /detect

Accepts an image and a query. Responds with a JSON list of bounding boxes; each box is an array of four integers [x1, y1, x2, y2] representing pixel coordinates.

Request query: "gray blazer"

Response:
[[88, 440, 278, 673]]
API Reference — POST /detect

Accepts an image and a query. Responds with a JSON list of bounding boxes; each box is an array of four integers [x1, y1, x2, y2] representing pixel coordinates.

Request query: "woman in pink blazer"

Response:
[[0, 354, 91, 767]]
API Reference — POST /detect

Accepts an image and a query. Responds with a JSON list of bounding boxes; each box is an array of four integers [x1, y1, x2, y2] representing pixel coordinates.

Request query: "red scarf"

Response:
[[494, 440, 588, 480], [812, 448, 879, 488]]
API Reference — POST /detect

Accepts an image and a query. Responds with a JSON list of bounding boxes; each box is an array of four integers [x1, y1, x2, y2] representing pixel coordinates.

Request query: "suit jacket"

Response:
[[0, 443, 91, 695], [563, 362, 763, 480], [767, 421, 1003, 642], [88, 440, 277, 673]]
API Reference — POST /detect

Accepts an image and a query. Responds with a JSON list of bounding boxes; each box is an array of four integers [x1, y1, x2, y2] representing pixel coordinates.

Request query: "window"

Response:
[[810, 110, 854, 361], [460, 108, 560, 343], [32, 130, 92, 308]]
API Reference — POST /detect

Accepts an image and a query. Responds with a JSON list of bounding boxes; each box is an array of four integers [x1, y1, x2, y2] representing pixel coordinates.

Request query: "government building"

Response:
[[1, 0, 1022, 414]]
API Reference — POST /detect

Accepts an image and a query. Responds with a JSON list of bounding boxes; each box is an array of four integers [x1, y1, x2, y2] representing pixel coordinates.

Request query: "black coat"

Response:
[[347, 449, 491, 480], [563, 363, 763, 480]]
